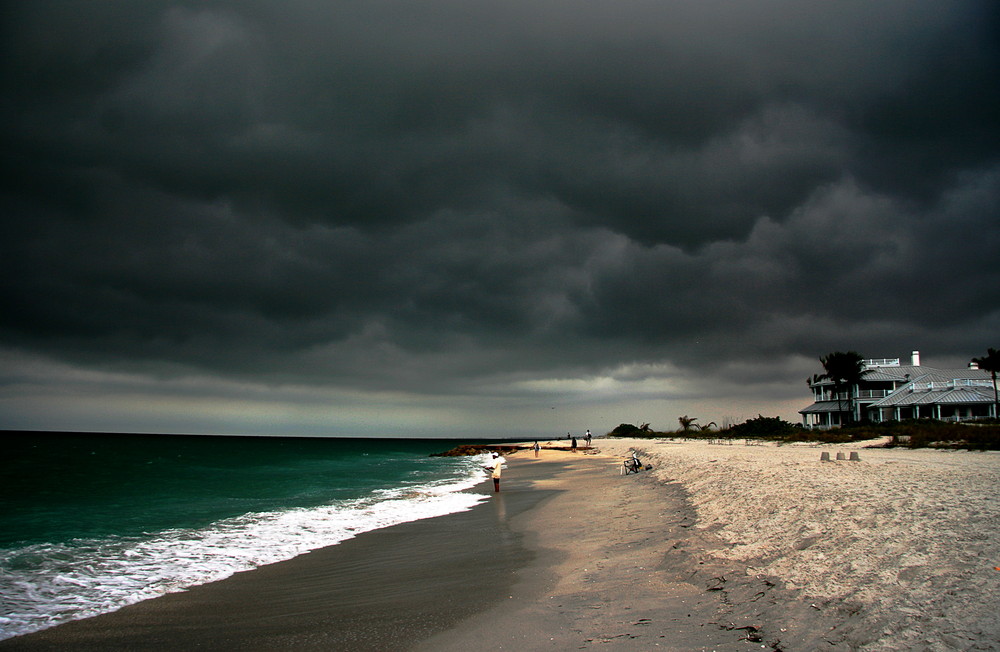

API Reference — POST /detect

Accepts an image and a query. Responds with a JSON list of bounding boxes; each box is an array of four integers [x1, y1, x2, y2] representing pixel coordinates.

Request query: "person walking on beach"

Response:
[[571, 436, 577, 451], [533, 441, 540, 457], [585, 430, 592, 447]]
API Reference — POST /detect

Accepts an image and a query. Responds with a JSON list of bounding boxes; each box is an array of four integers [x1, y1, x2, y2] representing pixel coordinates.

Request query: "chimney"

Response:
[[911, 350, 920, 367]]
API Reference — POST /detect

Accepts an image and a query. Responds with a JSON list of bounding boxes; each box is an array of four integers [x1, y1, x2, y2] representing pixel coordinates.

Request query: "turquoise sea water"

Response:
[[0, 432, 494, 640]]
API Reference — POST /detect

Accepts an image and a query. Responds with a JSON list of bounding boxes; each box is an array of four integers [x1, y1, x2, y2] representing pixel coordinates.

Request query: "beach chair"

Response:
[[621, 457, 642, 475]]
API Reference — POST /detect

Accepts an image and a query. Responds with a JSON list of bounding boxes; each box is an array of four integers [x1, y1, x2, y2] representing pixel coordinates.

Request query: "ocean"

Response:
[[0, 432, 497, 641]]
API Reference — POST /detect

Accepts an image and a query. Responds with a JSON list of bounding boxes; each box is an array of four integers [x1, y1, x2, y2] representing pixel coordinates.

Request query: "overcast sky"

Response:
[[2, 1, 998, 438]]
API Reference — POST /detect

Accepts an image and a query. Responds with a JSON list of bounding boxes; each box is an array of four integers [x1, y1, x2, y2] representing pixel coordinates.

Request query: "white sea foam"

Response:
[[0, 461, 490, 641]]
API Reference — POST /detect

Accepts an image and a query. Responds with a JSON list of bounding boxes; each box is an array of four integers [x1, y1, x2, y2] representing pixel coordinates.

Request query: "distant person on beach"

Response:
[[533, 441, 540, 457], [571, 437, 577, 451], [491, 452, 503, 492], [631, 450, 642, 471], [585, 430, 592, 447]]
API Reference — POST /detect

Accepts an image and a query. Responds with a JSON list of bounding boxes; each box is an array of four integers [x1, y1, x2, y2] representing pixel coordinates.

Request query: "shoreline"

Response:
[[1, 444, 757, 650], [5, 439, 997, 650], [415, 444, 772, 651], [0, 464, 554, 650], [0, 442, 775, 651]]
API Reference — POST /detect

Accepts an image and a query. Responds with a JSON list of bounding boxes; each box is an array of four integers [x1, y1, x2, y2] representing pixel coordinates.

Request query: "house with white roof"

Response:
[[800, 351, 996, 428]]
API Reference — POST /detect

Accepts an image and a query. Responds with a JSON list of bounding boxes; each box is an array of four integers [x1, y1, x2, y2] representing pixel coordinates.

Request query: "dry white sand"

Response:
[[598, 437, 1000, 651]]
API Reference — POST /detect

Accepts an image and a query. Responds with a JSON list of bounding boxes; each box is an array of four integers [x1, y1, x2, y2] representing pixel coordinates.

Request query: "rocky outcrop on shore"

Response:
[[431, 444, 524, 457]]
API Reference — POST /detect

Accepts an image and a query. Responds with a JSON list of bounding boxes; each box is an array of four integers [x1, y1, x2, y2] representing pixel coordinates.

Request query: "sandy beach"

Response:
[[4, 438, 998, 650], [592, 437, 1000, 651]]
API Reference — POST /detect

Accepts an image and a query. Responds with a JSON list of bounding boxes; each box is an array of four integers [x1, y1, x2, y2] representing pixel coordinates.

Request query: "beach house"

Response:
[[800, 351, 996, 428]]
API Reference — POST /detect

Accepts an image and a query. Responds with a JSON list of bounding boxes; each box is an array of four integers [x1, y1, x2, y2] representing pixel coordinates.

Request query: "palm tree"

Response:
[[972, 348, 1000, 419], [678, 415, 698, 432], [819, 351, 869, 426]]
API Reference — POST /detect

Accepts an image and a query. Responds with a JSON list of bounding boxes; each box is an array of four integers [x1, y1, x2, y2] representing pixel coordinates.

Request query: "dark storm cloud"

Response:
[[2, 0, 998, 416]]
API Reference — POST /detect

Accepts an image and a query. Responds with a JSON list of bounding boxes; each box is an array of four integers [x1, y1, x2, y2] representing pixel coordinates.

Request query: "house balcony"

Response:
[[863, 358, 900, 368], [906, 379, 995, 392], [812, 389, 894, 401], [813, 391, 851, 402], [856, 389, 891, 399]]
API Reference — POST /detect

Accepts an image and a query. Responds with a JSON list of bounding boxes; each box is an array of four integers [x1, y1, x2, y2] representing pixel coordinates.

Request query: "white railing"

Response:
[[910, 379, 995, 391], [863, 358, 900, 368], [814, 392, 850, 402], [856, 389, 890, 399]]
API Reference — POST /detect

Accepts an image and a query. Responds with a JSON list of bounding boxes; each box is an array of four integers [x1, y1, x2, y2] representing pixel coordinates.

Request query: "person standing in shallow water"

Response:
[[491, 453, 503, 492]]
